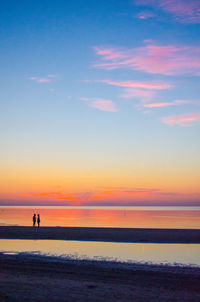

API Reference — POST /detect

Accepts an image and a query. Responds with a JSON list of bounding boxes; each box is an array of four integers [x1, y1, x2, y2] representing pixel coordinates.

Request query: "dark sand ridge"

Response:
[[0, 253, 200, 301], [1, 226, 200, 243]]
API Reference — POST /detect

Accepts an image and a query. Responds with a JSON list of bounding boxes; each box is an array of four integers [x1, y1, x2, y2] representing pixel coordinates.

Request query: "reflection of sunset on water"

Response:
[[1, 239, 200, 266], [1, 207, 200, 229]]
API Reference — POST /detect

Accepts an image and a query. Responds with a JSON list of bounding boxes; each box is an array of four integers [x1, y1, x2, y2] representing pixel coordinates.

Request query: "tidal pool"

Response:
[[1, 239, 200, 267]]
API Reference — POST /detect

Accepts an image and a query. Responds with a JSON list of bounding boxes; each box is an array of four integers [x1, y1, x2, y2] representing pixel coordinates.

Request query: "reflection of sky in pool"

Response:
[[1, 239, 200, 267]]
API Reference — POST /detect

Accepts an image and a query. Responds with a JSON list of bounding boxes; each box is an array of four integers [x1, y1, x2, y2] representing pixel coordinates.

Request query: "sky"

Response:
[[0, 0, 200, 206]]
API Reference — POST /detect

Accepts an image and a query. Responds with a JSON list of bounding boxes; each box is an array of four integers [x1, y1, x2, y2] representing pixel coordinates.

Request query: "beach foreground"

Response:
[[1, 226, 200, 301], [0, 253, 200, 302], [1, 226, 200, 243]]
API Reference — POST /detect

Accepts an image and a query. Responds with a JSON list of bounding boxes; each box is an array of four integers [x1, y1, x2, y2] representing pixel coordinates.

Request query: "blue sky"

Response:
[[0, 0, 200, 205]]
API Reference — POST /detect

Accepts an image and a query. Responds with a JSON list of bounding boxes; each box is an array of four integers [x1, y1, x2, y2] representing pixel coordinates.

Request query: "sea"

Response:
[[1, 206, 200, 229]]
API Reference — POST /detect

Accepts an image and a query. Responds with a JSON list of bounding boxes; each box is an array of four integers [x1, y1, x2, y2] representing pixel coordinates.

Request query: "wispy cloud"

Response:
[[29, 191, 84, 202], [27, 187, 159, 202], [162, 112, 200, 126], [95, 79, 172, 107], [144, 102, 175, 108], [30, 77, 51, 83], [22, 187, 200, 205], [80, 97, 119, 112], [144, 100, 189, 108], [136, 0, 200, 23], [121, 88, 155, 103], [29, 74, 58, 83], [137, 11, 155, 19], [106, 187, 160, 193], [123, 89, 154, 105], [94, 43, 200, 75], [98, 80, 171, 90]]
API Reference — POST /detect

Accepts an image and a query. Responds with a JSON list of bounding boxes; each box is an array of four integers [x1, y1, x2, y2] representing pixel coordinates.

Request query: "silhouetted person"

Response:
[[37, 214, 40, 227], [33, 214, 36, 227]]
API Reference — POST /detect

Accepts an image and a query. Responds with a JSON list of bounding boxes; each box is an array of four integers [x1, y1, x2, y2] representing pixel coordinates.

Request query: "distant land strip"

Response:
[[0, 226, 200, 243]]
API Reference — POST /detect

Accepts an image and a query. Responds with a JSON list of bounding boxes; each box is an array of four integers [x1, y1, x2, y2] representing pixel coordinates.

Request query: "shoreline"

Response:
[[1, 253, 200, 301], [1, 226, 200, 243]]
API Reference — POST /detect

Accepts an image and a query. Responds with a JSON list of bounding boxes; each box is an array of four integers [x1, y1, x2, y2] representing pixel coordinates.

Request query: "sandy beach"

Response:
[[0, 253, 200, 302], [1, 226, 200, 243], [1, 226, 200, 301]]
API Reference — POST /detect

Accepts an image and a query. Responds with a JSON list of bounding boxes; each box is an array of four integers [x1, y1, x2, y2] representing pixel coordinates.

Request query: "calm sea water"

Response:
[[1, 239, 200, 266], [1, 206, 200, 229]]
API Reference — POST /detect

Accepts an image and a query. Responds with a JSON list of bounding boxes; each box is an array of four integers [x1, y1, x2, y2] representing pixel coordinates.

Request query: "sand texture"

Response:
[[0, 253, 200, 302]]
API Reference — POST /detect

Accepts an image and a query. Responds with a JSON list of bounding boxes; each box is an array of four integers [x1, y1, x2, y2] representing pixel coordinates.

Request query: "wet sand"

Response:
[[1, 226, 200, 243], [0, 253, 200, 302]]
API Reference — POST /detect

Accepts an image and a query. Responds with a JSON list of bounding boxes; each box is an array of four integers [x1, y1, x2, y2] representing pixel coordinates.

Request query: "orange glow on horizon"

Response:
[[0, 158, 199, 206]]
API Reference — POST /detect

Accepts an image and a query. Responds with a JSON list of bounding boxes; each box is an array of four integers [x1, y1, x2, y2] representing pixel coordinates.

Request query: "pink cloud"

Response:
[[121, 88, 155, 103], [29, 74, 58, 83], [144, 100, 189, 108], [144, 102, 176, 108], [94, 47, 126, 61], [137, 11, 155, 19], [136, 0, 200, 23], [95, 79, 173, 107], [99, 80, 171, 90], [94, 43, 200, 75], [80, 97, 119, 112], [162, 112, 200, 126]]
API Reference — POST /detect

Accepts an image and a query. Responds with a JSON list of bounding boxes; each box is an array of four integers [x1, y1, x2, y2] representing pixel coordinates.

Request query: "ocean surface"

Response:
[[1, 206, 200, 229]]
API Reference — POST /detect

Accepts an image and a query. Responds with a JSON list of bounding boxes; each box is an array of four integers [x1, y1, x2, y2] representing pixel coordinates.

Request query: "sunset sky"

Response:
[[1, 0, 200, 206]]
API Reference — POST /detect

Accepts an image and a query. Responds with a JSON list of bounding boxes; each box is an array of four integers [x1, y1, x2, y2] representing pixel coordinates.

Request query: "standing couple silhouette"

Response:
[[33, 213, 40, 227]]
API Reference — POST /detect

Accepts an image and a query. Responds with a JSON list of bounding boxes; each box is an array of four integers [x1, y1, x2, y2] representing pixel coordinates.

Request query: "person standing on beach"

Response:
[[37, 214, 40, 227], [33, 214, 36, 227]]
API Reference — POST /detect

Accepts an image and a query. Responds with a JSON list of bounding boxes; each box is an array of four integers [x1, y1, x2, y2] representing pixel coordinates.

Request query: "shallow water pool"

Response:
[[1, 239, 200, 267]]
